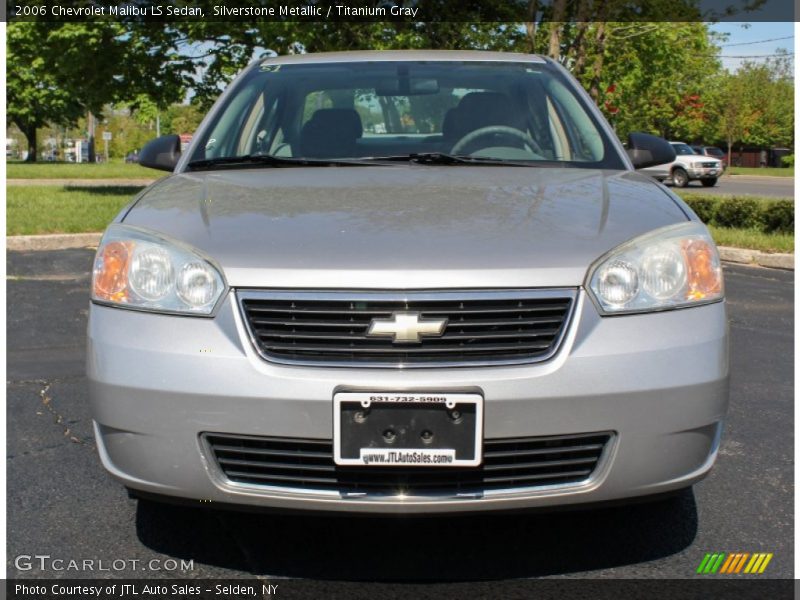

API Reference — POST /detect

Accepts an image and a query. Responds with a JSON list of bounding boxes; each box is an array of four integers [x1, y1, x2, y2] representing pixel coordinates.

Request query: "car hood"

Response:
[[122, 166, 688, 289]]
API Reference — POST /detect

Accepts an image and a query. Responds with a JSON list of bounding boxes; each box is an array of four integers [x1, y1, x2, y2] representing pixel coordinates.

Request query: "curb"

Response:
[[7, 233, 102, 252], [7, 234, 795, 271], [725, 174, 794, 181], [717, 246, 794, 270]]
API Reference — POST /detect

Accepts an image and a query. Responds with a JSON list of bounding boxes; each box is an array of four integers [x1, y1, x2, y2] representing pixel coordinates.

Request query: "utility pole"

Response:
[[87, 111, 96, 163], [103, 131, 111, 162], [156, 112, 161, 138]]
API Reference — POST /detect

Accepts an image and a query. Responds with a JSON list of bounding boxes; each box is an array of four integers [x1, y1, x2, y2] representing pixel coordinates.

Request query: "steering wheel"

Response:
[[451, 125, 544, 156]]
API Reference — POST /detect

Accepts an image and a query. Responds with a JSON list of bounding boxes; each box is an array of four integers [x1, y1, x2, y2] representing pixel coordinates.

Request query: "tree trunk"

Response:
[[525, 0, 539, 53], [547, 0, 568, 61], [23, 123, 37, 162], [568, 0, 592, 76], [547, 24, 562, 60], [727, 139, 732, 169], [525, 22, 537, 53], [589, 21, 607, 103]]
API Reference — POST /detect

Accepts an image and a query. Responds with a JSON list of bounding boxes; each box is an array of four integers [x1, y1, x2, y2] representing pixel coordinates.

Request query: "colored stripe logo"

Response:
[[697, 552, 773, 574]]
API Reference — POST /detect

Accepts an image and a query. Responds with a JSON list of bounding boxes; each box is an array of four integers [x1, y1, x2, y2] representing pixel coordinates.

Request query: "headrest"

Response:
[[298, 108, 364, 158], [304, 108, 363, 139], [443, 92, 525, 141]]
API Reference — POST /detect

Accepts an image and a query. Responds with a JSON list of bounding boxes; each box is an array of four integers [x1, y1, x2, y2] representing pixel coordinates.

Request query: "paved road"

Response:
[[6, 250, 793, 587], [675, 175, 793, 198]]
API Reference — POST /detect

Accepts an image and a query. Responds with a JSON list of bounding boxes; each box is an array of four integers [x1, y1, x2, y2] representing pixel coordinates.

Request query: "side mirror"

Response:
[[139, 134, 181, 172], [626, 132, 676, 169]]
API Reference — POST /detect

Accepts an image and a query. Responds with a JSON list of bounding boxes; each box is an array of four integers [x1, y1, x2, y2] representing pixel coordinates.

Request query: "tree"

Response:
[[523, 0, 772, 139], [590, 23, 722, 140], [161, 103, 204, 136], [712, 57, 794, 164], [41, 23, 189, 161], [7, 23, 83, 161], [527, 21, 723, 139], [7, 22, 189, 161], [99, 107, 158, 159]]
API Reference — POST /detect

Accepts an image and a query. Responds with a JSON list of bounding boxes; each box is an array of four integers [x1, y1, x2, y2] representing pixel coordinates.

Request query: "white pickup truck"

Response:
[[641, 141, 723, 187]]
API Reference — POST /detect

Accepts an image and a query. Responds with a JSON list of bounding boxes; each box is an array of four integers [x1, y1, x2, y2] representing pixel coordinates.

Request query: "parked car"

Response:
[[641, 142, 723, 187], [88, 51, 727, 515], [124, 150, 139, 164], [692, 145, 728, 169]]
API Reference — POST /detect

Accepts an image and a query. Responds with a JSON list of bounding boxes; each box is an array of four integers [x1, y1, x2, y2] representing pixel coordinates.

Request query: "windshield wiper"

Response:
[[186, 154, 382, 171], [187, 152, 552, 171], [364, 152, 545, 167]]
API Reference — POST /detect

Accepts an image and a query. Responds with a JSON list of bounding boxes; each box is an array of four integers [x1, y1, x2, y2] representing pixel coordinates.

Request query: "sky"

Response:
[[709, 22, 795, 71]]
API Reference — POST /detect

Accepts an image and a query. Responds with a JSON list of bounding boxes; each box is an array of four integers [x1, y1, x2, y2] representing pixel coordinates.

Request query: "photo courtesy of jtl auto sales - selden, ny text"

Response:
[[2, 0, 797, 599]]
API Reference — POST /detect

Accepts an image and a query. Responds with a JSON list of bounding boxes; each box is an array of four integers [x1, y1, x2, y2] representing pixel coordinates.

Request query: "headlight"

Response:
[[92, 224, 225, 315], [587, 222, 723, 314]]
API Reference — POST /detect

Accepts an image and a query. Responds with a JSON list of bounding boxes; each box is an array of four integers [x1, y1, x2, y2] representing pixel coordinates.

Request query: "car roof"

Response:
[[258, 50, 548, 66]]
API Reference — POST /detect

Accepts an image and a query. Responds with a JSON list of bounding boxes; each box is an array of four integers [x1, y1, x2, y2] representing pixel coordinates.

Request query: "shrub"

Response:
[[761, 200, 795, 234], [781, 154, 794, 168], [684, 196, 718, 224], [714, 197, 763, 229], [676, 192, 794, 235]]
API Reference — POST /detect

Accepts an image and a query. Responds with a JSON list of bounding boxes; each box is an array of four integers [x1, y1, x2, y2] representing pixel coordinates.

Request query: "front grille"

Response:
[[702, 162, 718, 168], [205, 432, 611, 495], [238, 290, 576, 367]]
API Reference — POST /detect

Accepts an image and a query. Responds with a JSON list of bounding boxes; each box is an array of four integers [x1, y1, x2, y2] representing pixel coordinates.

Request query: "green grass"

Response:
[[726, 166, 794, 177], [708, 225, 794, 254], [7, 161, 158, 180], [7, 185, 144, 235]]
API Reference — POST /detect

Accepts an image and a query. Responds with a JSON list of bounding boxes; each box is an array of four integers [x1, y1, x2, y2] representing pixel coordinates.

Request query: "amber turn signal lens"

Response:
[[683, 239, 722, 300], [93, 240, 133, 302]]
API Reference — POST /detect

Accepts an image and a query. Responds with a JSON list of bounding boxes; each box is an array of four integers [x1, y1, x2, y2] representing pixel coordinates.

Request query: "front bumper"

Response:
[[687, 167, 721, 179], [87, 291, 729, 514]]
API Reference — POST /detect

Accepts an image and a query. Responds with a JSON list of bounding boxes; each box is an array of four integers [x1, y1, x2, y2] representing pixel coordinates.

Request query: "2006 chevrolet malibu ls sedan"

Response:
[[88, 50, 728, 514]]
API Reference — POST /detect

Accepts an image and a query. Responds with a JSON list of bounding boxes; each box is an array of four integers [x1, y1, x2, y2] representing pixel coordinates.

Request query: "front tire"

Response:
[[701, 178, 718, 187], [672, 168, 689, 188]]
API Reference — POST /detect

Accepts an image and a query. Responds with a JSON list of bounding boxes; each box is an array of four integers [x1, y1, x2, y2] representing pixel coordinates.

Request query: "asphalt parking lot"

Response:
[[6, 249, 793, 585], [676, 175, 794, 198]]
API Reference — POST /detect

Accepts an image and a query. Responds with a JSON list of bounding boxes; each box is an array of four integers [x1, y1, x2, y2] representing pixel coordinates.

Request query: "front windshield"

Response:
[[189, 60, 624, 168], [672, 143, 697, 156]]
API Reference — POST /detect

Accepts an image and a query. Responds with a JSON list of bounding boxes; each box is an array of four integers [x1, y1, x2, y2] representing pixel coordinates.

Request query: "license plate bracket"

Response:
[[333, 392, 483, 467]]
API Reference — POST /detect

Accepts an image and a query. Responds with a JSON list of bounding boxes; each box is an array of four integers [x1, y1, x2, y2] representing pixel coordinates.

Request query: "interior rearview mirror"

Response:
[[375, 77, 440, 96]]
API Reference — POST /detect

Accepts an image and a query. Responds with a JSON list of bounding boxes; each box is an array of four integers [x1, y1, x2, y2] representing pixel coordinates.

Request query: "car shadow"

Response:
[[135, 490, 698, 581], [64, 185, 146, 195]]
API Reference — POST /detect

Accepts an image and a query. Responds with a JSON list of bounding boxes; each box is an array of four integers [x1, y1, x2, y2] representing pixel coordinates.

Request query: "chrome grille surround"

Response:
[[236, 289, 578, 368]]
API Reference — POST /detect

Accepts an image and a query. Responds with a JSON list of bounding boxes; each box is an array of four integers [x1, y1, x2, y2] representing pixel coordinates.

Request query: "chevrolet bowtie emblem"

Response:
[[367, 312, 448, 344]]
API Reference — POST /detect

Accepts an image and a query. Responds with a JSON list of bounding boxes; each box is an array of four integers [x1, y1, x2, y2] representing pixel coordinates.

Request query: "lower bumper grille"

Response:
[[205, 432, 611, 496]]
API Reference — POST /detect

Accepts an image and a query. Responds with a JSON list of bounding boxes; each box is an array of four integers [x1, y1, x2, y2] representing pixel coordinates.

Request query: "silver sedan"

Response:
[[88, 51, 728, 514]]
